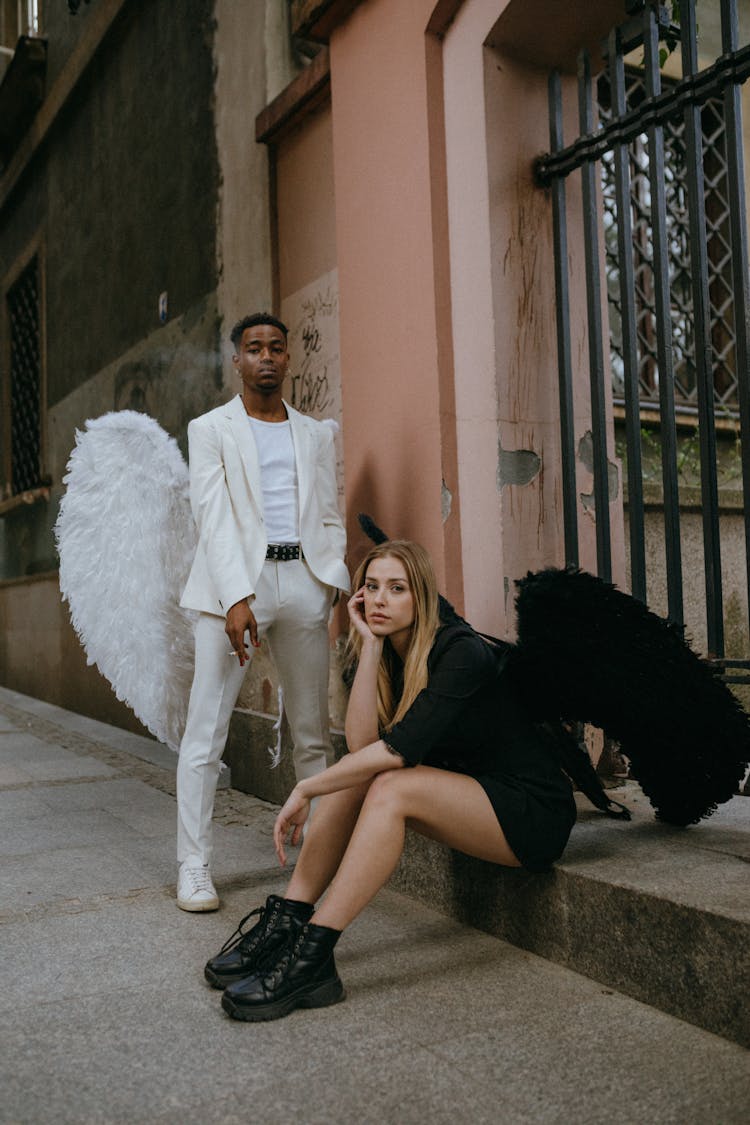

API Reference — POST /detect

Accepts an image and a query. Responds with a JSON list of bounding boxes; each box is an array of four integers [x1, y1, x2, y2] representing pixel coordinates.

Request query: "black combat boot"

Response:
[[203, 895, 313, 989], [221, 922, 344, 1021]]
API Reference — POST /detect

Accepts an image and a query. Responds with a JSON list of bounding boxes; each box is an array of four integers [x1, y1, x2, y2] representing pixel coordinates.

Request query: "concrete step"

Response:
[[390, 783, 750, 1049]]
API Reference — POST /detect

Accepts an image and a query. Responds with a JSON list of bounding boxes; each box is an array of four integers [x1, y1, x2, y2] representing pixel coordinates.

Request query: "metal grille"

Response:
[[600, 69, 736, 416], [7, 255, 41, 494], [535, 0, 750, 674]]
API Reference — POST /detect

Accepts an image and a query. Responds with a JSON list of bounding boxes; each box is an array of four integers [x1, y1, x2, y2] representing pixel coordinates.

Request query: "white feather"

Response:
[[267, 686, 284, 769], [55, 411, 197, 752]]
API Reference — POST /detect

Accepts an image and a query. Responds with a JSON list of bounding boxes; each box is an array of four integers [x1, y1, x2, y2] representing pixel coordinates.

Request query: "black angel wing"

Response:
[[512, 567, 750, 825]]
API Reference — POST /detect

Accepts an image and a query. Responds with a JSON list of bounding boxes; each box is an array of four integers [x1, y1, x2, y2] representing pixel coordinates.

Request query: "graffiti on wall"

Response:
[[281, 269, 344, 504]]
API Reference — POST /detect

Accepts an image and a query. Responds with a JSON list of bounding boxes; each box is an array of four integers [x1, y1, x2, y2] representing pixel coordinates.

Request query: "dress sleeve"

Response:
[[385, 631, 501, 766]]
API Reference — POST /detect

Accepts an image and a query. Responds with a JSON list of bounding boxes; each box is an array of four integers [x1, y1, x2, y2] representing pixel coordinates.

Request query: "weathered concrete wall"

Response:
[[0, 1, 295, 730], [213, 0, 299, 382], [48, 295, 222, 477], [0, 295, 222, 585], [1, 0, 220, 574], [2, 0, 219, 404], [0, 571, 151, 733], [625, 493, 750, 676], [39, 0, 105, 89], [0, 0, 222, 724], [45, 0, 219, 408]]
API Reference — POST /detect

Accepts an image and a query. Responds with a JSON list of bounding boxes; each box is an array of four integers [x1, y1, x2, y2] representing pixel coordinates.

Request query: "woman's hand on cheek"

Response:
[[347, 586, 376, 641]]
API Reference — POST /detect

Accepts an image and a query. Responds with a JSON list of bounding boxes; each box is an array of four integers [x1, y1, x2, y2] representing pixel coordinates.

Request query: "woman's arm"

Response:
[[344, 588, 383, 752], [274, 739, 403, 864], [302, 739, 403, 799], [274, 587, 401, 863], [345, 638, 383, 751]]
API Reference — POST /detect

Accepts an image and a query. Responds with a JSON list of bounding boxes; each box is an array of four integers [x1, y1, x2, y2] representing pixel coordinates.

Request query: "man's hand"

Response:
[[225, 599, 259, 666]]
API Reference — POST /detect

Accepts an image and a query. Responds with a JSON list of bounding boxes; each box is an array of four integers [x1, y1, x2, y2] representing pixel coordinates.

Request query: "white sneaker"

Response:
[[177, 862, 219, 912]]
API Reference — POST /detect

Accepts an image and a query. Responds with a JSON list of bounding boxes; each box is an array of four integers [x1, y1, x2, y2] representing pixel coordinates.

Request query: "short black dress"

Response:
[[384, 620, 577, 872]]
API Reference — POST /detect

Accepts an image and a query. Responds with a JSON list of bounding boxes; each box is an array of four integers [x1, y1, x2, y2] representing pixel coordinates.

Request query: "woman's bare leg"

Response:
[[312, 766, 520, 931], [284, 781, 371, 905]]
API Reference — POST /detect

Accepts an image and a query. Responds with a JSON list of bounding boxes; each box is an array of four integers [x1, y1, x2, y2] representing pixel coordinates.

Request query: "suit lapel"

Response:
[[286, 402, 311, 515], [225, 395, 263, 512]]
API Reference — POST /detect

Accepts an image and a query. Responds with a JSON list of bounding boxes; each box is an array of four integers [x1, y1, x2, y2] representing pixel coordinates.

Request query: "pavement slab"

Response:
[[0, 685, 748, 1125]]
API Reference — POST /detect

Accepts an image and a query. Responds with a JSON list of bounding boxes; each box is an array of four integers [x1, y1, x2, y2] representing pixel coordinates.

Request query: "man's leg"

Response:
[[265, 560, 334, 784], [176, 613, 248, 875]]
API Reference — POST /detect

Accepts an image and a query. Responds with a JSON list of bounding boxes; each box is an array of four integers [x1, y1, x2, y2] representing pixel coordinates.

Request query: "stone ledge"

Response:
[[391, 786, 749, 1049]]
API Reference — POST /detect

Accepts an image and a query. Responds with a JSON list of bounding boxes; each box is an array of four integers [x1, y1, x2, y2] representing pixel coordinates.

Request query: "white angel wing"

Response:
[[55, 410, 197, 752]]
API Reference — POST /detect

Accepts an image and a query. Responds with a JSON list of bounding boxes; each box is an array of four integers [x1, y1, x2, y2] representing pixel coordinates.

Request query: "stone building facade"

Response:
[[2, 0, 749, 792]]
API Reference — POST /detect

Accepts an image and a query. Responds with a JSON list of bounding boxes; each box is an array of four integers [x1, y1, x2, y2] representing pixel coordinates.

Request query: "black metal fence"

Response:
[[535, 0, 750, 679]]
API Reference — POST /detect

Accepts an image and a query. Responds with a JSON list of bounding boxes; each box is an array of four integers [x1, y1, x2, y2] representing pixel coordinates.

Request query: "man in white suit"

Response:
[[176, 313, 349, 911]]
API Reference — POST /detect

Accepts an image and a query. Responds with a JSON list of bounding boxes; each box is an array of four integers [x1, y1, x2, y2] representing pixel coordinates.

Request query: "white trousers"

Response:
[[176, 559, 335, 866]]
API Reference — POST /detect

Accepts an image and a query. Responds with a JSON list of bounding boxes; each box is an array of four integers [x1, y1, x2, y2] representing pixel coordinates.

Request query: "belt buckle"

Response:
[[267, 543, 300, 562]]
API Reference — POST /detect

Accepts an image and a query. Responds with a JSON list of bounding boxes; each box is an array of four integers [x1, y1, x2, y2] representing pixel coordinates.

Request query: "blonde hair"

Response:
[[346, 540, 441, 730]]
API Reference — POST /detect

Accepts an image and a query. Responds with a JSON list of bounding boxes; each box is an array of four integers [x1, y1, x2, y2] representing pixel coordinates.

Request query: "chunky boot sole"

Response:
[[221, 976, 345, 1022]]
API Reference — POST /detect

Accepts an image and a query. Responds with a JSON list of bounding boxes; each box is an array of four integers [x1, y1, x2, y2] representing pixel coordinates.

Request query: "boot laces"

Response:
[[218, 900, 281, 956], [256, 922, 308, 982]]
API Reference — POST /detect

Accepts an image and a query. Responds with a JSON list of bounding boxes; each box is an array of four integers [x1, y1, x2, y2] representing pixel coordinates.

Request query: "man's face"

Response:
[[233, 324, 289, 396]]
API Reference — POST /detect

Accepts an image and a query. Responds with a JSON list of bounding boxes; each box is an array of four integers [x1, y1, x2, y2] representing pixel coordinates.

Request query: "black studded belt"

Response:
[[265, 543, 302, 562]]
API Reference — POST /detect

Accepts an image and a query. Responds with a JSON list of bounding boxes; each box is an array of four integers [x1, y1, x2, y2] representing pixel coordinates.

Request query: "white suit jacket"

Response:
[[180, 394, 349, 616]]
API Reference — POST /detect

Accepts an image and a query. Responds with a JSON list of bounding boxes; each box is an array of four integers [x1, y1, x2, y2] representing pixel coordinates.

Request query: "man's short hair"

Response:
[[230, 313, 288, 349]]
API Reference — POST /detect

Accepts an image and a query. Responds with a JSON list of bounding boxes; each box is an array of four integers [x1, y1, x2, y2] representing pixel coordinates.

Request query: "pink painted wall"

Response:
[[441, 0, 513, 633], [328, 0, 457, 591], [276, 106, 337, 298], [327, 0, 628, 632], [440, 0, 628, 635]]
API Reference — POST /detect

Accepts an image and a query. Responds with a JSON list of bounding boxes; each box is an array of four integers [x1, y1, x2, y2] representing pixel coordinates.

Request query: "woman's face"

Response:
[[362, 556, 416, 650]]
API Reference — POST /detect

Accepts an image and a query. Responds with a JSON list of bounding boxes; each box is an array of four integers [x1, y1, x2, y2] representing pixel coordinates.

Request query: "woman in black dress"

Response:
[[206, 539, 577, 1022]]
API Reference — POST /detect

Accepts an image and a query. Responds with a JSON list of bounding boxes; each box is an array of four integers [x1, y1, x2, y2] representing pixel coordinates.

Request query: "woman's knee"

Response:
[[363, 769, 411, 814]]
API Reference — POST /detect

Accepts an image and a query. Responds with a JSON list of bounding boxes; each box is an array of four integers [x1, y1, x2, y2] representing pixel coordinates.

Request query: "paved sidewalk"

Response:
[[0, 685, 748, 1125]]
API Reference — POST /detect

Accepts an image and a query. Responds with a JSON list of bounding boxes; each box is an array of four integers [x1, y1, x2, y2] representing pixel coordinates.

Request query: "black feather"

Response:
[[357, 513, 389, 544], [513, 567, 750, 825]]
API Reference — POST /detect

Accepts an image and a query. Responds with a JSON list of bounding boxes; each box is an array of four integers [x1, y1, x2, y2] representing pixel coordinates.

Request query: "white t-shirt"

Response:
[[248, 416, 299, 543]]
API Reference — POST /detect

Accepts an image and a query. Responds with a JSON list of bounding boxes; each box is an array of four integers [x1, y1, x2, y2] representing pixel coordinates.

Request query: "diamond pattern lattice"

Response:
[[599, 68, 736, 416], [7, 257, 41, 494]]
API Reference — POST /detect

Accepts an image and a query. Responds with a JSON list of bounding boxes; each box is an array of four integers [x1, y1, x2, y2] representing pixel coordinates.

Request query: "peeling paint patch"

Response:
[[497, 438, 541, 489], [441, 479, 453, 523], [578, 430, 619, 512]]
